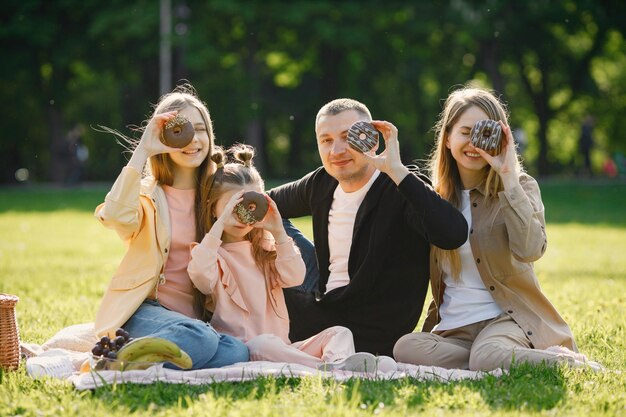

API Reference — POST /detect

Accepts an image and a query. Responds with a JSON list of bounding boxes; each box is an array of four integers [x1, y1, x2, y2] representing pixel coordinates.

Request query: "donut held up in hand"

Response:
[[234, 191, 269, 225], [470, 119, 503, 156], [347, 121, 381, 153], [161, 114, 195, 148]]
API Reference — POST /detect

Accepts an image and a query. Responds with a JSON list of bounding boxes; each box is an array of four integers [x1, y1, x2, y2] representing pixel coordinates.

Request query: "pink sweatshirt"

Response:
[[157, 185, 198, 319], [188, 234, 305, 343]]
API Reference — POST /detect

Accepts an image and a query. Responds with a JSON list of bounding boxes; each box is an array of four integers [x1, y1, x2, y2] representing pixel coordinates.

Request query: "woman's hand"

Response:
[[127, 111, 184, 172], [136, 111, 185, 158], [364, 120, 410, 185], [253, 196, 289, 244], [474, 121, 518, 188]]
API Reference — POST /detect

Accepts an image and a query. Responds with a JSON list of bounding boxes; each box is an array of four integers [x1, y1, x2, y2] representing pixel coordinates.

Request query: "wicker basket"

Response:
[[0, 293, 20, 371]]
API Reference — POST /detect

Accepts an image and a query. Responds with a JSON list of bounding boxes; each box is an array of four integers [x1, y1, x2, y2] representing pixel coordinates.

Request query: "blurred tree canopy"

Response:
[[1, 0, 624, 184]]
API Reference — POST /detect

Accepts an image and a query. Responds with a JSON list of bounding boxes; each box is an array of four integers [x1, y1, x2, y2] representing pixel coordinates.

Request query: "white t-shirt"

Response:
[[325, 170, 380, 293], [434, 190, 503, 331]]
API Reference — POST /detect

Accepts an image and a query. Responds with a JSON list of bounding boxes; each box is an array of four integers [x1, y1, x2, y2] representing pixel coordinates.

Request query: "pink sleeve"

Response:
[[273, 237, 305, 288], [188, 234, 225, 295]]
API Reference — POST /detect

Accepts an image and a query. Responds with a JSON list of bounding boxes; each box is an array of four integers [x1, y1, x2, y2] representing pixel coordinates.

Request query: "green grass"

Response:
[[1, 180, 625, 417]]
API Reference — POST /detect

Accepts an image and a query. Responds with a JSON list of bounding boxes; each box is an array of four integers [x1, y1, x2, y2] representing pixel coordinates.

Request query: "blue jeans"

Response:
[[283, 219, 319, 293], [123, 300, 249, 370]]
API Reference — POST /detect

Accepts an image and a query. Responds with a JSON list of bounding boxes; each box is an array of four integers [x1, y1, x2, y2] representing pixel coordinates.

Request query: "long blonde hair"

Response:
[[429, 86, 521, 279], [197, 144, 283, 317]]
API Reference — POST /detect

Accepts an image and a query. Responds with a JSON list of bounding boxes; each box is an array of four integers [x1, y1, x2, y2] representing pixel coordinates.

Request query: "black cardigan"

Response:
[[269, 167, 467, 356]]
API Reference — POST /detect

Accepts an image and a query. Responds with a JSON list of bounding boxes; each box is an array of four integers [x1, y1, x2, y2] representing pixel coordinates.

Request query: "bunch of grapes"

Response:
[[91, 328, 132, 360]]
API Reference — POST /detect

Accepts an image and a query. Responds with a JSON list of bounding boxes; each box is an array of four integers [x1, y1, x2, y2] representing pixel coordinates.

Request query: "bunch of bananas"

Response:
[[87, 332, 193, 372]]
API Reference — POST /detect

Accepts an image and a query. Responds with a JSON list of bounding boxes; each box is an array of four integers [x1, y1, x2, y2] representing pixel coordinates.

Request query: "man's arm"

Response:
[[267, 168, 321, 218], [364, 120, 467, 249], [397, 171, 468, 250]]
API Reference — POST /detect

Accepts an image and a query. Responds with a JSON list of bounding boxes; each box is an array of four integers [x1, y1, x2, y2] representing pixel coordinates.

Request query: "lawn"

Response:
[[0, 179, 625, 417]]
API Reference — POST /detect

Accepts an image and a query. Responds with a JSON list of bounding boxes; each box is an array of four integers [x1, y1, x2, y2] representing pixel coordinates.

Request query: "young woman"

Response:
[[393, 87, 600, 371], [188, 145, 396, 372], [94, 85, 249, 369]]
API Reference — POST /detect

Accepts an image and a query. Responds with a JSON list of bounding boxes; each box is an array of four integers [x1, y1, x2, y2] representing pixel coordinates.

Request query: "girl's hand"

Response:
[[364, 120, 410, 185], [474, 121, 518, 187], [135, 111, 184, 158], [252, 196, 289, 244], [214, 190, 246, 230]]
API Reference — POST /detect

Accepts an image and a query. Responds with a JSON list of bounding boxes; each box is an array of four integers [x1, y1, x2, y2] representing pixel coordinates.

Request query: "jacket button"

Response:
[[527, 330, 533, 336], [164, 248, 168, 253], [159, 274, 166, 285], [507, 310, 513, 314], [476, 258, 480, 263], [489, 286, 495, 291], [470, 228, 473, 234], [472, 202, 477, 207]]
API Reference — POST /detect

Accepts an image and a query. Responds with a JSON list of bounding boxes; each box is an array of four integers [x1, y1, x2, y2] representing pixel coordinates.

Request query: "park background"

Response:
[[1, 0, 626, 185], [1, 2, 626, 417]]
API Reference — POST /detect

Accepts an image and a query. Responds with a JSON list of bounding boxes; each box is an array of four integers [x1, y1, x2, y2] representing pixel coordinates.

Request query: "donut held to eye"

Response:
[[347, 121, 380, 153], [234, 191, 269, 224], [161, 114, 195, 148], [470, 119, 503, 156]]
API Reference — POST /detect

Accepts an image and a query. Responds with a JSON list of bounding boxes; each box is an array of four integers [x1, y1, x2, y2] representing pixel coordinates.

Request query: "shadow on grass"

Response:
[[0, 186, 110, 213], [341, 363, 567, 412], [88, 376, 304, 412], [85, 364, 567, 413], [540, 180, 626, 226]]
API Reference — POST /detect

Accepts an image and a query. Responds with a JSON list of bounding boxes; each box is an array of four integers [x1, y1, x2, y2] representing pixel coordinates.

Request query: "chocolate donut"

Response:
[[161, 115, 194, 148], [234, 191, 269, 224], [470, 119, 503, 156], [347, 121, 380, 153]]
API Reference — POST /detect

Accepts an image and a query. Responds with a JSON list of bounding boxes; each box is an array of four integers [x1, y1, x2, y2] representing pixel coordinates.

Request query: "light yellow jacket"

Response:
[[94, 167, 171, 337]]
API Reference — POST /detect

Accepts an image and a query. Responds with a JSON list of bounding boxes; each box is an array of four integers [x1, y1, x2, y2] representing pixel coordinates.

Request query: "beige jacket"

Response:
[[94, 167, 171, 337], [423, 173, 577, 351]]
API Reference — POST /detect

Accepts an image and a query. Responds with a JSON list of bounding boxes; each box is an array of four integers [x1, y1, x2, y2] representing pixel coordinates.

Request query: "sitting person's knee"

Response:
[[469, 342, 505, 371], [393, 333, 429, 363]]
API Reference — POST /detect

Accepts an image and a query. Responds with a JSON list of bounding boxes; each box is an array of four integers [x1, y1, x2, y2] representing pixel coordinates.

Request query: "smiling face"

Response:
[[446, 105, 491, 189], [315, 109, 375, 192], [168, 105, 211, 170]]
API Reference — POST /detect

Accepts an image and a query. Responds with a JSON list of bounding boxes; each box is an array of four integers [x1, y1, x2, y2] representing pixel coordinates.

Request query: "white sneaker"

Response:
[[375, 355, 398, 373], [26, 355, 74, 379], [318, 352, 378, 372]]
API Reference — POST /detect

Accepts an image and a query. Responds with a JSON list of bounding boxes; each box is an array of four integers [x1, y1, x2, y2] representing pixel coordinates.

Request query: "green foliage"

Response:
[[0, 1, 625, 181], [0, 181, 625, 416]]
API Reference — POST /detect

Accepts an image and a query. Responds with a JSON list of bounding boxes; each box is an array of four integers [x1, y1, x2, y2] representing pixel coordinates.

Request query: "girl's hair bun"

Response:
[[231, 144, 255, 168]]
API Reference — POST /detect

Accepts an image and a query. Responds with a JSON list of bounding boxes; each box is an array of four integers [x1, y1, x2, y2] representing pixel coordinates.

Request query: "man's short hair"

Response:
[[315, 98, 372, 126]]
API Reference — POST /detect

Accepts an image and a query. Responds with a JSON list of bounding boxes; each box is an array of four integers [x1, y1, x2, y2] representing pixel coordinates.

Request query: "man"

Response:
[[268, 99, 467, 356]]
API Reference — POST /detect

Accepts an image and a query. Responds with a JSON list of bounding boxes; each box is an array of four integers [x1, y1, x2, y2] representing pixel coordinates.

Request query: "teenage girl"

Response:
[[188, 145, 392, 371], [393, 87, 600, 371], [94, 85, 249, 369]]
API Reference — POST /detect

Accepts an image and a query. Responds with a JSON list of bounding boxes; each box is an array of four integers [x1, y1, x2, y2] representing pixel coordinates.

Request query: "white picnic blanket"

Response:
[[23, 322, 503, 390], [69, 361, 502, 390]]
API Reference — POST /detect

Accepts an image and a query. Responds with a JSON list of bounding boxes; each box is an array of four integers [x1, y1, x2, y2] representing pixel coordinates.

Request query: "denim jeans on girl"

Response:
[[123, 299, 249, 370]]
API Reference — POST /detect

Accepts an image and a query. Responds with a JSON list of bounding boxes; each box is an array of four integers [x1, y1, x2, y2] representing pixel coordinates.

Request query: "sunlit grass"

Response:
[[0, 181, 625, 417]]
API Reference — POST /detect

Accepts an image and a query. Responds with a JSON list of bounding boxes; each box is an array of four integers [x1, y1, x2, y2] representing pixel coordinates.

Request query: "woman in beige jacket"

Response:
[[94, 85, 248, 369], [394, 87, 600, 371]]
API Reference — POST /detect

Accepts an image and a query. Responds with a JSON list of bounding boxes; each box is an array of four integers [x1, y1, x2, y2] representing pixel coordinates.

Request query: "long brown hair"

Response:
[[196, 144, 283, 318], [146, 84, 216, 243], [429, 86, 521, 279]]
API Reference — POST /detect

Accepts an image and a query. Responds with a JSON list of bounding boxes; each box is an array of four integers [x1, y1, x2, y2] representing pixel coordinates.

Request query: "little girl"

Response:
[[188, 144, 386, 371], [393, 86, 601, 371]]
